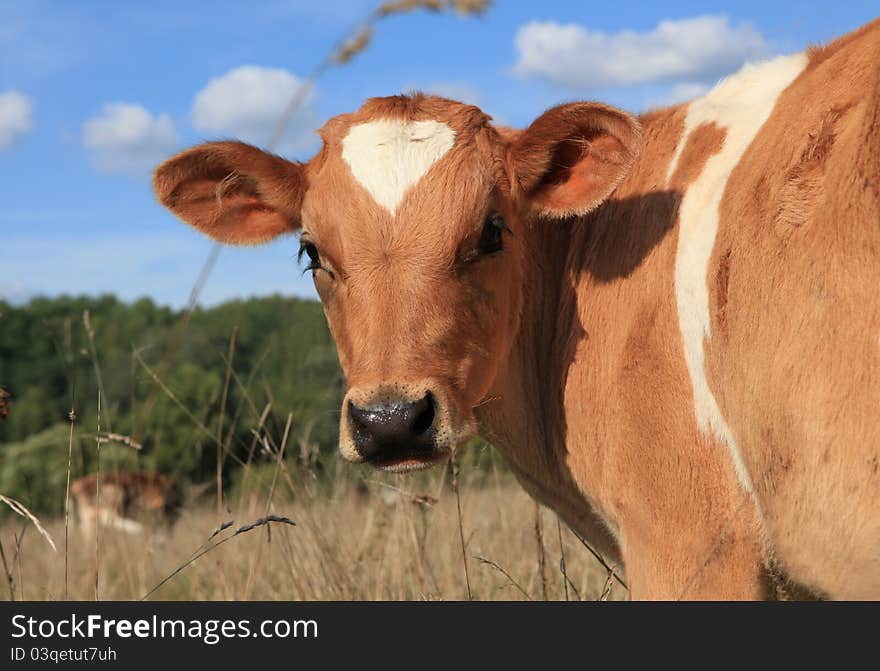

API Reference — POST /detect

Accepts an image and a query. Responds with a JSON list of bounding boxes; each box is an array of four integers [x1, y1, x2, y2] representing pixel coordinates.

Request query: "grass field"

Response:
[[0, 459, 625, 601]]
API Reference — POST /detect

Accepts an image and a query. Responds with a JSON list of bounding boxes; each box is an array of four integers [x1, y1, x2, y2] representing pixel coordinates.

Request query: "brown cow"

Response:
[[154, 19, 880, 599], [0, 387, 10, 421], [70, 472, 181, 540]]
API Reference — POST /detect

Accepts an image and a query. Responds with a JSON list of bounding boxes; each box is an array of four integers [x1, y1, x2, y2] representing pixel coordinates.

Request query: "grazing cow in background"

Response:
[[154, 19, 880, 599], [0, 387, 10, 421], [70, 472, 181, 540]]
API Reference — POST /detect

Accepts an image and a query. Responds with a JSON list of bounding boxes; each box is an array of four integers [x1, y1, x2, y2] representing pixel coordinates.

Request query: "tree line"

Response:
[[0, 294, 346, 513]]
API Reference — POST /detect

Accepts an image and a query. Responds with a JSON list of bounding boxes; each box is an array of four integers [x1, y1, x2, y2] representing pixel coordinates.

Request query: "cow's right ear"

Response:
[[153, 141, 306, 245]]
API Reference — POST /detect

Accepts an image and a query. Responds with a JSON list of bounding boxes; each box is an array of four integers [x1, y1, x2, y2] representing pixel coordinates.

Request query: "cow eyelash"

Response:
[[297, 240, 323, 274]]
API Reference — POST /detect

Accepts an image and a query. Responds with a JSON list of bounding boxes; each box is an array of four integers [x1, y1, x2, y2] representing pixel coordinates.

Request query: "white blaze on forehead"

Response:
[[341, 119, 457, 215], [669, 52, 808, 500]]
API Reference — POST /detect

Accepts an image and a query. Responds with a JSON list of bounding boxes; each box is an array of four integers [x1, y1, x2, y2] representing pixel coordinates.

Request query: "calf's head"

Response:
[[154, 94, 640, 471]]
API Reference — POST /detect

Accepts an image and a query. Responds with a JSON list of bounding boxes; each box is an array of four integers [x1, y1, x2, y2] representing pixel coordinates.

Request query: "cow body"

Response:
[[70, 472, 181, 539], [154, 19, 880, 599], [482, 23, 880, 598]]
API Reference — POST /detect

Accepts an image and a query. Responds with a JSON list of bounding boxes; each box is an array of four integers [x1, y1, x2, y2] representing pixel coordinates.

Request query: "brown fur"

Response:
[[669, 122, 727, 189], [0, 387, 9, 421], [706, 19, 880, 599], [509, 102, 642, 217], [69, 472, 181, 539], [153, 141, 306, 244], [153, 19, 880, 599]]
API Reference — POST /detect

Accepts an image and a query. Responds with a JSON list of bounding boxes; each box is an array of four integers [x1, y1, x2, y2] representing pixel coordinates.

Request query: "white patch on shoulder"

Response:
[[668, 53, 808, 499], [341, 119, 456, 215]]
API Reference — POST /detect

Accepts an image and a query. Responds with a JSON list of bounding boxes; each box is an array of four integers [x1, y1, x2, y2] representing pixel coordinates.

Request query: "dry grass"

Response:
[[1, 466, 624, 601]]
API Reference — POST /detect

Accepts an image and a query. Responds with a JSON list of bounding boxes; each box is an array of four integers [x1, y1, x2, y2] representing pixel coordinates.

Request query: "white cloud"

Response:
[[83, 103, 178, 175], [512, 15, 767, 91], [191, 65, 317, 156], [0, 90, 35, 149]]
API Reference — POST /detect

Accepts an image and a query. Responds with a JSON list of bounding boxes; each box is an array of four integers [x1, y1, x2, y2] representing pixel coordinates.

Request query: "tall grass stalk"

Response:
[[63, 408, 75, 600], [216, 328, 238, 518], [534, 502, 548, 600], [93, 390, 101, 601], [450, 454, 472, 600]]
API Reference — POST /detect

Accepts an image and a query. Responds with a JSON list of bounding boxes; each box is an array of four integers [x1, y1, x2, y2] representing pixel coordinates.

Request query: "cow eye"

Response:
[[478, 213, 510, 256], [297, 240, 322, 273]]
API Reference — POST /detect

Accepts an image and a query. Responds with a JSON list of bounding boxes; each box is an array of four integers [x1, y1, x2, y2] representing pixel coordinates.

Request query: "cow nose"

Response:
[[348, 393, 436, 462]]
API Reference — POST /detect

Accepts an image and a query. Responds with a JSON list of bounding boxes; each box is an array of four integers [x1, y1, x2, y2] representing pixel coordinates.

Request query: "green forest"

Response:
[[0, 294, 348, 513]]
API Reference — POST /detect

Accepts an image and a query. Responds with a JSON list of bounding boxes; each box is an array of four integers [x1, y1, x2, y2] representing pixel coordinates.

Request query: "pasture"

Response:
[[1, 462, 620, 601], [0, 295, 620, 601]]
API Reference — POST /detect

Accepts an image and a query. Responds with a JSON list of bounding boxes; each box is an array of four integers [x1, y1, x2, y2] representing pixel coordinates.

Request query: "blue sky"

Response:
[[1, 1, 877, 307]]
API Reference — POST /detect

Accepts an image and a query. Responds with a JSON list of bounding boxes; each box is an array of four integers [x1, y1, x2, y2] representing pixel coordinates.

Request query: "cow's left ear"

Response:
[[153, 141, 306, 245], [507, 103, 641, 219]]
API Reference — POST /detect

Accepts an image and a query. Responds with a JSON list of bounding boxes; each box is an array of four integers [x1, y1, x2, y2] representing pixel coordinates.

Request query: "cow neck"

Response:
[[474, 217, 622, 555], [477, 216, 584, 485]]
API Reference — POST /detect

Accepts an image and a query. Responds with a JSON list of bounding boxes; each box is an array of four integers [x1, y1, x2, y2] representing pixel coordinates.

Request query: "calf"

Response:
[[0, 387, 9, 421], [70, 472, 181, 539], [154, 20, 880, 598]]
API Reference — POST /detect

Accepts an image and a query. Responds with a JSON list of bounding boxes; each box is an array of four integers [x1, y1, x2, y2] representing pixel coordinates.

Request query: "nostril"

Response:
[[410, 392, 435, 436], [348, 400, 368, 429]]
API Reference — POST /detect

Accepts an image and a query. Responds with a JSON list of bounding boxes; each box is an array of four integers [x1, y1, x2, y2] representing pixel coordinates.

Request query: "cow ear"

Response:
[[508, 103, 641, 219], [153, 141, 306, 245]]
